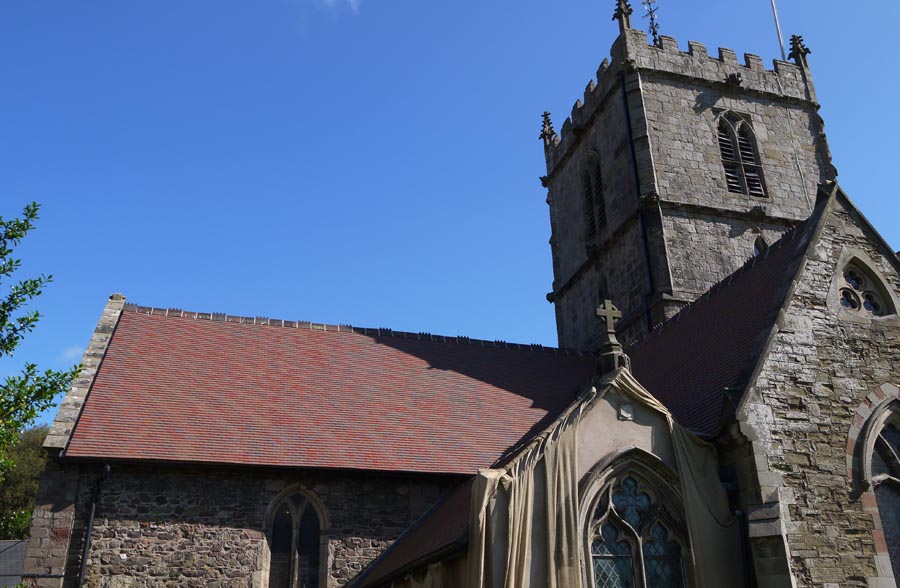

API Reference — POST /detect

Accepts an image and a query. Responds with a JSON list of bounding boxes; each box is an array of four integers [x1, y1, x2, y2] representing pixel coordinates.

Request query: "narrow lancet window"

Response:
[[267, 493, 322, 588], [583, 152, 607, 247], [583, 170, 597, 241], [753, 236, 768, 257]]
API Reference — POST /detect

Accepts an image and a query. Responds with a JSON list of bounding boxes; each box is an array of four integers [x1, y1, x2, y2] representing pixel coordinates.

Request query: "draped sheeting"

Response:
[[463, 368, 743, 588]]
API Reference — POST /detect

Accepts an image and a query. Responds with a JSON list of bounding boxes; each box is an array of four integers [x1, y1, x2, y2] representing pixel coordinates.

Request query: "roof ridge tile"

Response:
[[120, 302, 588, 356]]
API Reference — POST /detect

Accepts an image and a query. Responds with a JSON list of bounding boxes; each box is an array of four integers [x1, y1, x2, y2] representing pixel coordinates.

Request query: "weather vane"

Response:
[[641, 0, 661, 46]]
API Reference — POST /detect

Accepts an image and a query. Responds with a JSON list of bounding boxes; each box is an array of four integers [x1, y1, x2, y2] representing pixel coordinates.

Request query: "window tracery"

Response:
[[588, 473, 687, 588], [870, 406, 900, 584], [837, 262, 895, 318], [267, 492, 322, 588], [717, 112, 766, 198]]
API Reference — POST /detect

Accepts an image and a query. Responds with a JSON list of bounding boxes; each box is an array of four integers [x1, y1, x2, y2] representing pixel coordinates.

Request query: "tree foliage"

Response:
[[0, 203, 78, 471], [0, 426, 48, 539]]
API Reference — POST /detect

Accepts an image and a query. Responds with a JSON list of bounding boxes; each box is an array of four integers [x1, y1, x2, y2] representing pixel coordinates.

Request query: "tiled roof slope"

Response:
[[629, 194, 828, 437], [346, 191, 836, 587], [64, 307, 595, 475], [353, 478, 473, 588], [351, 207, 828, 587]]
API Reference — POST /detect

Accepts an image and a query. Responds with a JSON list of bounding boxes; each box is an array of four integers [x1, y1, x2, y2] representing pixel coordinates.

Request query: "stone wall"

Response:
[[543, 26, 832, 353], [24, 462, 458, 588], [740, 199, 900, 587], [543, 39, 669, 350], [661, 210, 790, 301]]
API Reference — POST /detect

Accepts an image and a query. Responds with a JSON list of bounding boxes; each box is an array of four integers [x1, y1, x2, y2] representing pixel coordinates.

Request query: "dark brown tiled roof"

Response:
[[353, 478, 473, 588], [351, 203, 829, 586], [65, 307, 595, 475], [629, 198, 826, 436]]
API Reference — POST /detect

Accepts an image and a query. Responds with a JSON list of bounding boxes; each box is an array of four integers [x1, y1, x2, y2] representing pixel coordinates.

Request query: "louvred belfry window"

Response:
[[717, 112, 767, 198], [583, 152, 607, 246], [583, 170, 597, 241]]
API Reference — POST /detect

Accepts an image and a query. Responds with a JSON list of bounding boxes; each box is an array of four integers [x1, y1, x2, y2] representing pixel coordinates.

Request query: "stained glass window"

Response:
[[612, 477, 651, 529], [592, 522, 635, 588], [643, 524, 685, 588], [588, 473, 688, 587], [871, 414, 900, 585]]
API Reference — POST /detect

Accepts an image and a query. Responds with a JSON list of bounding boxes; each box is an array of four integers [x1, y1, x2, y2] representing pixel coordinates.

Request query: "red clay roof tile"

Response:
[[65, 309, 595, 475]]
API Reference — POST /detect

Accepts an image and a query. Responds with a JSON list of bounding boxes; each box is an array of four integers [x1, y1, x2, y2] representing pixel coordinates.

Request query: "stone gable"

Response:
[[740, 194, 900, 587]]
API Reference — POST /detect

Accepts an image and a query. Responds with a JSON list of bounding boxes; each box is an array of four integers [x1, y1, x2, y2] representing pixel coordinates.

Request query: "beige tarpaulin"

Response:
[[466, 368, 742, 588]]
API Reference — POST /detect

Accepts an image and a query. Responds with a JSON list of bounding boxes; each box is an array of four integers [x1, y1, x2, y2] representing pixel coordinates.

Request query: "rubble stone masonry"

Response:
[[24, 463, 457, 588], [743, 201, 900, 587], [544, 28, 831, 350]]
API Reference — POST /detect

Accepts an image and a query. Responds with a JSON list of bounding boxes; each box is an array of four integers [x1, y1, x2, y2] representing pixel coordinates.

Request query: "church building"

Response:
[[22, 3, 900, 587]]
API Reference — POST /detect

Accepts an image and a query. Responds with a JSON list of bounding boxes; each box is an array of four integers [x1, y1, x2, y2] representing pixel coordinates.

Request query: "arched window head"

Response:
[[863, 402, 900, 584], [586, 470, 689, 587], [753, 236, 768, 257], [838, 261, 896, 318], [583, 152, 607, 247], [583, 170, 597, 242], [267, 492, 323, 588], [717, 112, 767, 198]]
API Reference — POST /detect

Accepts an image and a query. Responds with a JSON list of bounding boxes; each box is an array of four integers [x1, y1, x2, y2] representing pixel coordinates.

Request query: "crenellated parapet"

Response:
[[543, 27, 818, 174]]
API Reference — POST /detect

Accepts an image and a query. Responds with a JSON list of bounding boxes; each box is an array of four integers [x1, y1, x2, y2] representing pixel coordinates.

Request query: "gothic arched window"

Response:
[[582, 153, 607, 245], [587, 472, 688, 588], [268, 492, 322, 588], [869, 404, 900, 585], [583, 170, 597, 242], [717, 112, 766, 198], [838, 261, 896, 318], [753, 236, 768, 257]]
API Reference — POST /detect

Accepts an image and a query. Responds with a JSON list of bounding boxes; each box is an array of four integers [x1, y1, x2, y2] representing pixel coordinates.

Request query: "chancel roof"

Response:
[[63, 308, 595, 475], [352, 187, 839, 587], [628, 189, 828, 437]]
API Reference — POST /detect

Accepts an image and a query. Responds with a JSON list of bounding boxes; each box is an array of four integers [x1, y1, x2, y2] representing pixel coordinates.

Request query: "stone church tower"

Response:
[[542, 8, 836, 350]]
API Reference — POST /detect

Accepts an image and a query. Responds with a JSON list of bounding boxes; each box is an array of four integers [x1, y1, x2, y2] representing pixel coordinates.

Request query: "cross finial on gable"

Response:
[[596, 299, 622, 334], [595, 299, 630, 375]]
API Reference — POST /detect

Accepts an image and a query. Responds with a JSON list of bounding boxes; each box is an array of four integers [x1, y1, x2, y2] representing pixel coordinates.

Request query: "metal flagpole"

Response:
[[768, 0, 811, 211], [770, 0, 787, 60]]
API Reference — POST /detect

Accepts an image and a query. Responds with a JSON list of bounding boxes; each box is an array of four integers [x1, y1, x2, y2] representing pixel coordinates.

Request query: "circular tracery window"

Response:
[[839, 264, 890, 318]]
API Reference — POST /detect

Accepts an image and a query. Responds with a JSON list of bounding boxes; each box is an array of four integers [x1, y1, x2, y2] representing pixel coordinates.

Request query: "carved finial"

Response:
[[595, 299, 630, 374], [540, 111, 557, 146], [788, 34, 811, 68], [613, 0, 633, 33], [641, 0, 661, 46]]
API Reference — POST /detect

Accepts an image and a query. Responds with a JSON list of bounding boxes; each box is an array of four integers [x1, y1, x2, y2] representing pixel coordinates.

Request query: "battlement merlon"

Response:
[[542, 28, 818, 174]]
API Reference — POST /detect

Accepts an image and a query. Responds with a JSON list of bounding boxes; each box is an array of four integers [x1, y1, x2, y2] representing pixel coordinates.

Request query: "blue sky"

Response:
[[1, 0, 898, 426]]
